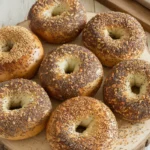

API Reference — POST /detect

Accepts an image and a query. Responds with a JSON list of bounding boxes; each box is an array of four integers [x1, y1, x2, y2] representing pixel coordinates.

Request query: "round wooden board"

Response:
[[1, 12, 150, 150]]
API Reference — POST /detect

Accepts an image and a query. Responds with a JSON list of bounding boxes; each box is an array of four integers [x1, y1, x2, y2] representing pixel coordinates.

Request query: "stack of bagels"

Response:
[[0, 0, 148, 149]]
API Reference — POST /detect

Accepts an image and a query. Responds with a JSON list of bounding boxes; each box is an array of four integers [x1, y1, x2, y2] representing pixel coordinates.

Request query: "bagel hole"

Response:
[[109, 32, 121, 40], [65, 68, 74, 74], [131, 85, 140, 94], [6, 94, 33, 111], [43, 2, 69, 17], [52, 3, 69, 17], [57, 57, 80, 75], [76, 126, 87, 133], [106, 28, 126, 40], [65, 58, 80, 74], [65, 63, 76, 74], [126, 74, 148, 99], [1, 42, 13, 52], [76, 117, 93, 134], [9, 102, 22, 110]]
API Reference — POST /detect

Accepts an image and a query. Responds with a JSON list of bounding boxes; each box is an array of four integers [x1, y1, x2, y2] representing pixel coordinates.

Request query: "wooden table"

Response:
[[0, 0, 109, 27], [0, 1, 150, 150]]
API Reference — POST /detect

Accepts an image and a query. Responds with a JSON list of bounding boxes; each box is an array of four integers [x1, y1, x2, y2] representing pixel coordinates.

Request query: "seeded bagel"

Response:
[[47, 96, 118, 150], [28, 0, 86, 44], [83, 12, 146, 67], [103, 59, 150, 122], [0, 26, 44, 82], [0, 79, 52, 140], [39, 44, 103, 100]]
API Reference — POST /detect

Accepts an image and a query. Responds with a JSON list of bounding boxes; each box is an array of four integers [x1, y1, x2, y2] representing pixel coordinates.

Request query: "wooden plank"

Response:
[[0, 0, 36, 27], [136, 0, 150, 10], [0, 12, 150, 150], [97, 0, 150, 32], [94, 1, 110, 13], [80, 0, 95, 12], [0, 0, 95, 27]]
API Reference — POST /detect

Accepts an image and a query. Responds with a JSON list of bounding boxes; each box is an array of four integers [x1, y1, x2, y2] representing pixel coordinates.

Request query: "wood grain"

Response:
[[0, 0, 95, 27], [0, 0, 36, 27]]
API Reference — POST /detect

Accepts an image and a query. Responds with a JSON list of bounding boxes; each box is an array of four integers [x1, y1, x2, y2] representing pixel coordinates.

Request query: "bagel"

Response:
[[103, 59, 150, 122], [28, 0, 87, 44], [38, 44, 103, 100], [46, 96, 118, 150], [0, 78, 52, 140], [82, 12, 146, 67], [0, 26, 44, 82]]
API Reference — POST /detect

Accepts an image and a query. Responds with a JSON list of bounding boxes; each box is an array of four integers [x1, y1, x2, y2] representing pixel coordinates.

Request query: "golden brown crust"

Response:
[[28, 0, 87, 44], [103, 59, 150, 122], [82, 12, 146, 67], [0, 78, 52, 140], [47, 96, 118, 150], [38, 44, 103, 100], [0, 26, 44, 82]]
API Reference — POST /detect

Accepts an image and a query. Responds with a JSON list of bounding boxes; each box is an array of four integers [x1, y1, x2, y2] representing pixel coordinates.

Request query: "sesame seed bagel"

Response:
[[47, 96, 118, 150], [38, 44, 103, 100], [0, 79, 52, 140], [103, 59, 150, 122], [28, 0, 86, 44], [0, 26, 44, 82], [82, 12, 146, 67]]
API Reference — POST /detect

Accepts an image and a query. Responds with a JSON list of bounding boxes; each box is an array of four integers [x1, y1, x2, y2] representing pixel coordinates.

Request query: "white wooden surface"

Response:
[[0, 0, 150, 150], [0, 0, 111, 27], [0, 0, 36, 27]]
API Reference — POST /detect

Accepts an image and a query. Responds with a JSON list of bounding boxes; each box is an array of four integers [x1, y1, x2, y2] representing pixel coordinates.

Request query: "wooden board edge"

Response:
[[96, 0, 150, 32], [136, 0, 150, 10]]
